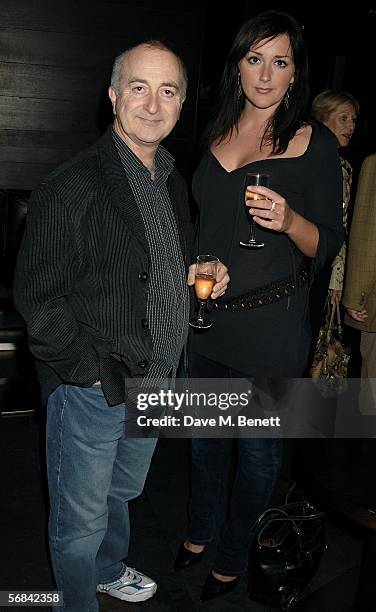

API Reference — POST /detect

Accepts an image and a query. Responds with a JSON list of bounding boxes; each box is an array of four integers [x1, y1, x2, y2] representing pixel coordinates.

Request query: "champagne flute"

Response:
[[189, 254, 218, 329], [239, 172, 269, 248]]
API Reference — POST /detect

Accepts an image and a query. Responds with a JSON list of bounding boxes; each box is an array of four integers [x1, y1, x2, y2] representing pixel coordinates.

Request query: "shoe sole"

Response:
[[97, 585, 157, 602]]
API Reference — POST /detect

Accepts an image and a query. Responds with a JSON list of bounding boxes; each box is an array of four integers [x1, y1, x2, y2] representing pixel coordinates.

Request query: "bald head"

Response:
[[111, 41, 187, 99], [108, 42, 186, 161]]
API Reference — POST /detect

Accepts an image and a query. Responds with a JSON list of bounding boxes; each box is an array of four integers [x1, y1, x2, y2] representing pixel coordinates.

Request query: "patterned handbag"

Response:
[[310, 299, 351, 398]]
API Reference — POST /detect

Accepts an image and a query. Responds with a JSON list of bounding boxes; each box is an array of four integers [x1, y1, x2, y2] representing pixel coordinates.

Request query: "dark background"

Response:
[[0, 1, 374, 188]]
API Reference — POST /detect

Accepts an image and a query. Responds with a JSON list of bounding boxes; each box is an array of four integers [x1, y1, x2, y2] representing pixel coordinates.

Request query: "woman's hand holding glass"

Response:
[[246, 185, 295, 234]]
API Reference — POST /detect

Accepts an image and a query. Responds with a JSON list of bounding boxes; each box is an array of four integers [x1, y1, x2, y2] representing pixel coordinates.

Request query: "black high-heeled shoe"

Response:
[[200, 572, 240, 602], [173, 542, 205, 571]]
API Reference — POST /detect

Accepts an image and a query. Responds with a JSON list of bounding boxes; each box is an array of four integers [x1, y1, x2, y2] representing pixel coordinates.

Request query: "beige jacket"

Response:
[[343, 154, 376, 331]]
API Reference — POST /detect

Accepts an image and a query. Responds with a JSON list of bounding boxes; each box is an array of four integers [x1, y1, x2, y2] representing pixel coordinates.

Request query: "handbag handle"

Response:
[[255, 506, 325, 546], [335, 300, 343, 341], [325, 299, 343, 344], [325, 300, 336, 344]]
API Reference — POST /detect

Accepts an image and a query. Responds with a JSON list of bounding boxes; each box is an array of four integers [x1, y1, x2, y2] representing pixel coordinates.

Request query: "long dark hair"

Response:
[[209, 10, 309, 154]]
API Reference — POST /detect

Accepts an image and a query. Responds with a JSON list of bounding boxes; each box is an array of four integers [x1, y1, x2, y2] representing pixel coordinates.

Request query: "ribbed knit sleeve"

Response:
[[13, 183, 104, 385]]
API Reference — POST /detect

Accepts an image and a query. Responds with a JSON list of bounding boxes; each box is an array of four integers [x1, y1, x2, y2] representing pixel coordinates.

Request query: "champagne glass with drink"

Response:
[[189, 254, 218, 329], [239, 172, 269, 248]]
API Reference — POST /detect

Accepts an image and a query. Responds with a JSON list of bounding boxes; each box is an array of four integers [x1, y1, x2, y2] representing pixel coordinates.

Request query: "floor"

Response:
[[0, 410, 368, 612]]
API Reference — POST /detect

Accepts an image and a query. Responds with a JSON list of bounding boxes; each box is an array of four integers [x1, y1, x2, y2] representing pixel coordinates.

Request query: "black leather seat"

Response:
[[0, 189, 29, 310]]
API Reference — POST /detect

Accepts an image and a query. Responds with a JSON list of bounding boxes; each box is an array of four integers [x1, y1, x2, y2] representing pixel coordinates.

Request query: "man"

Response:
[[14, 41, 228, 612], [343, 153, 376, 413]]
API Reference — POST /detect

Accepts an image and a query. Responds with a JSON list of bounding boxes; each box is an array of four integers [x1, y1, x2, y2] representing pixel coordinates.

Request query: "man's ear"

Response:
[[108, 86, 117, 115]]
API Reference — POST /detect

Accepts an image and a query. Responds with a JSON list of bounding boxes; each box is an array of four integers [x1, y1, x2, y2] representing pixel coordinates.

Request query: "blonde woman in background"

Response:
[[308, 90, 359, 361], [311, 90, 359, 299]]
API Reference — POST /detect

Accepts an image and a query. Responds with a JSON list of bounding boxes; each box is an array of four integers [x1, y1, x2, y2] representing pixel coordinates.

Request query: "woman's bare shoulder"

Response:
[[284, 123, 312, 158]]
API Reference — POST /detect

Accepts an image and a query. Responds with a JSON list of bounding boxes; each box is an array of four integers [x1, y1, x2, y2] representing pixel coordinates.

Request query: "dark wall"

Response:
[[1, 1, 372, 191], [0, 0, 204, 190]]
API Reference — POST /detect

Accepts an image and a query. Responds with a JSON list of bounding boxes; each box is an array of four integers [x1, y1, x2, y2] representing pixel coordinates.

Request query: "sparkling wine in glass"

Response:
[[189, 254, 218, 329], [239, 172, 269, 248]]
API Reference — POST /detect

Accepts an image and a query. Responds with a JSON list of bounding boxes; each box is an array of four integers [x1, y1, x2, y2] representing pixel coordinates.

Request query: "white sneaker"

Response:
[[97, 567, 157, 602]]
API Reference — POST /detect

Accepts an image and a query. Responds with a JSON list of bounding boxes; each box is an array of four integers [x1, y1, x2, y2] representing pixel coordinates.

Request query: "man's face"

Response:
[[108, 45, 185, 152]]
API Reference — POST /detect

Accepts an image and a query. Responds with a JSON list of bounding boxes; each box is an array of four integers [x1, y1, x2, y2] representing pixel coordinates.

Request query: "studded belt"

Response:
[[212, 264, 310, 311]]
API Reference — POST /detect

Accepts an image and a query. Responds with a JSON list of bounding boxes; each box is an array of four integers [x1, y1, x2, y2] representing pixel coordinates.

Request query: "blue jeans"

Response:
[[46, 385, 157, 612], [188, 354, 282, 576], [189, 437, 281, 576]]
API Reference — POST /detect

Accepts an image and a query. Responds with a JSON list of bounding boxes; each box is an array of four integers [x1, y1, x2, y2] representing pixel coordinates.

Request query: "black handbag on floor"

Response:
[[249, 485, 325, 610]]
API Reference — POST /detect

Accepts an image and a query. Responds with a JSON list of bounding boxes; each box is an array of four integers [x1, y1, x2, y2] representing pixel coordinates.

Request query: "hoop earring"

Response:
[[237, 73, 243, 98], [284, 83, 293, 109]]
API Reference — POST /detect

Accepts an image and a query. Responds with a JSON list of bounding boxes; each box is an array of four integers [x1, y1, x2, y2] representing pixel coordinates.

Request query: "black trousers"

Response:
[[187, 353, 282, 575]]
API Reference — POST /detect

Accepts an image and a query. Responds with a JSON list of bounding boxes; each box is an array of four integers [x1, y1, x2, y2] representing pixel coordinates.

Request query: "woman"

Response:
[[308, 91, 359, 359], [176, 10, 343, 602]]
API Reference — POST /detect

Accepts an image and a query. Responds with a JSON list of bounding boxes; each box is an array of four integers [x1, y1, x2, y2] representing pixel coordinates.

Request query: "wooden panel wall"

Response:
[[0, 0, 204, 189]]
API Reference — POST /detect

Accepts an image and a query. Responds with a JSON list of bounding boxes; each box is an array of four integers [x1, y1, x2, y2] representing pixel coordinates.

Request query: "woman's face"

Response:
[[238, 33, 295, 112], [324, 102, 357, 148]]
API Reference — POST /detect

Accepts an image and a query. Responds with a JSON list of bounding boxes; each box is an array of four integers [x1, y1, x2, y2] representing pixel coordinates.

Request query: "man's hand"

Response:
[[187, 261, 229, 299], [212, 261, 229, 298], [346, 307, 368, 322]]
